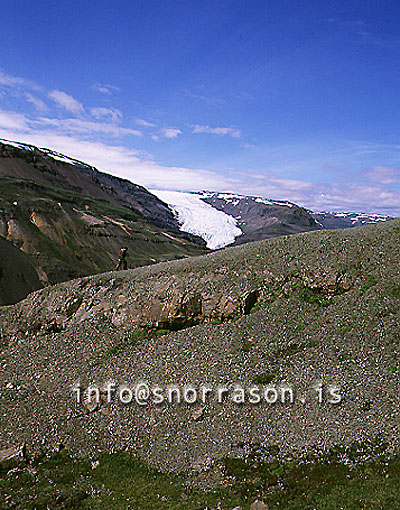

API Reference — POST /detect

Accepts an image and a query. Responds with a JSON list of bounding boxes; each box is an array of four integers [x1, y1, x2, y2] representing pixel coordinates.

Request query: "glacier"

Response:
[[150, 190, 243, 249]]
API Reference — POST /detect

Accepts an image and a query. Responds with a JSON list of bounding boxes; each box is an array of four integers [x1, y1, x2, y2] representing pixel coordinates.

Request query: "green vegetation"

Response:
[[341, 324, 353, 334], [293, 322, 307, 333], [210, 317, 222, 325], [2, 443, 400, 509], [0, 177, 140, 222], [252, 372, 275, 384], [290, 283, 336, 307], [248, 300, 264, 313], [222, 440, 400, 509], [106, 328, 172, 356], [241, 338, 253, 353], [363, 276, 378, 292]]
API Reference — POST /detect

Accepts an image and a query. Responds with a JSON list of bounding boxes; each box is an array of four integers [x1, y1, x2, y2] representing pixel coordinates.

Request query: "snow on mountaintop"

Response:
[[0, 138, 92, 168], [314, 210, 391, 224], [150, 190, 243, 249], [254, 197, 294, 207], [201, 191, 296, 208]]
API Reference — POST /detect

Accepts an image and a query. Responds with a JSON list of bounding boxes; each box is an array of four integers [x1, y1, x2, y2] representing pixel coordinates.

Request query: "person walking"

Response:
[[116, 247, 128, 270]]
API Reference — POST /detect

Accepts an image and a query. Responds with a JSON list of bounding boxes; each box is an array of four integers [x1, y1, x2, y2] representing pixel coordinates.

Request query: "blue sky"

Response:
[[0, 0, 400, 214]]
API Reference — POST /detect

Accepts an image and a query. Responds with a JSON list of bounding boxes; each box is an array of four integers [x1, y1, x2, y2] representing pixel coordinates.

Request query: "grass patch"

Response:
[[150, 328, 171, 337], [293, 322, 307, 333], [1, 442, 400, 509], [248, 301, 264, 313], [363, 276, 378, 292], [210, 318, 222, 325], [107, 328, 172, 357], [222, 439, 399, 508], [252, 372, 275, 384], [388, 284, 400, 298], [291, 284, 336, 307], [241, 338, 253, 353]]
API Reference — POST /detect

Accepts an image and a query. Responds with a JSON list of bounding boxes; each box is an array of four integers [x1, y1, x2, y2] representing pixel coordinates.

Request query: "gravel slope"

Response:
[[1, 219, 400, 474]]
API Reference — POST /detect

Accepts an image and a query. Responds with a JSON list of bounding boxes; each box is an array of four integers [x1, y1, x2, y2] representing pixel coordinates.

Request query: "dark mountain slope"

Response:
[[0, 236, 42, 305], [0, 140, 207, 285], [0, 139, 178, 229]]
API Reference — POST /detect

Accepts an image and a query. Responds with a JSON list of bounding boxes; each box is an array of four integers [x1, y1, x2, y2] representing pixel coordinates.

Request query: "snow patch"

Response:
[[150, 190, 243, 249], [200, 191, 295, 208], [255, 197, 294, 207], [0, 138, 90, 168], [316, 211, 391, 222]]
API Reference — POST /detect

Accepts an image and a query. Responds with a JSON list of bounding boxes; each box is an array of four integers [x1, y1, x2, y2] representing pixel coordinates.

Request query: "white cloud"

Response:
[[91, 82, 121, 95], [36, 116, 141, 137], [268, 176, 314, 191], [90, 106, 122, 123], [364, 166, 400, 185], [0, 66, 399, 219], [161, 127, 182, 139], [0, 110, 30, 130], [25, 93, 48, 113], [0, 70, 23, 87], [1, 115, 399, 216], [0, 69, 40, 90], [309, 183, 400, 214], [136, 118, 156, 127], [0, 127, 236, 192], [191, 124, 241, 138], [48, 90, 84, 115], [241, 142, 257, 150]]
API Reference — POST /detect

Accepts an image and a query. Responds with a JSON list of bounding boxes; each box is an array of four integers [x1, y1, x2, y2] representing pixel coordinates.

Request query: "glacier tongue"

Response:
[[150, 190, 242, 249]]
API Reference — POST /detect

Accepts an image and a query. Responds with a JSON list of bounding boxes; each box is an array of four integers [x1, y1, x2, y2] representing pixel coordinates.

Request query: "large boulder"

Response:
[[0, 445, 25, 471]]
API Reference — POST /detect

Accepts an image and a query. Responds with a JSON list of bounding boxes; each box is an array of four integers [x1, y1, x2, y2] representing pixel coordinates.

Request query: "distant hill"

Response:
[[311, 210, 392, 229], [0, 139, 207, 286]]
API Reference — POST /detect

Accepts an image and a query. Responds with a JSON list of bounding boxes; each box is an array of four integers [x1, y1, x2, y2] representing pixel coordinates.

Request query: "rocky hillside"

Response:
[[0, 139, 207, 285], [0, 139, 181, 228], [1, 219, 400, 479]]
